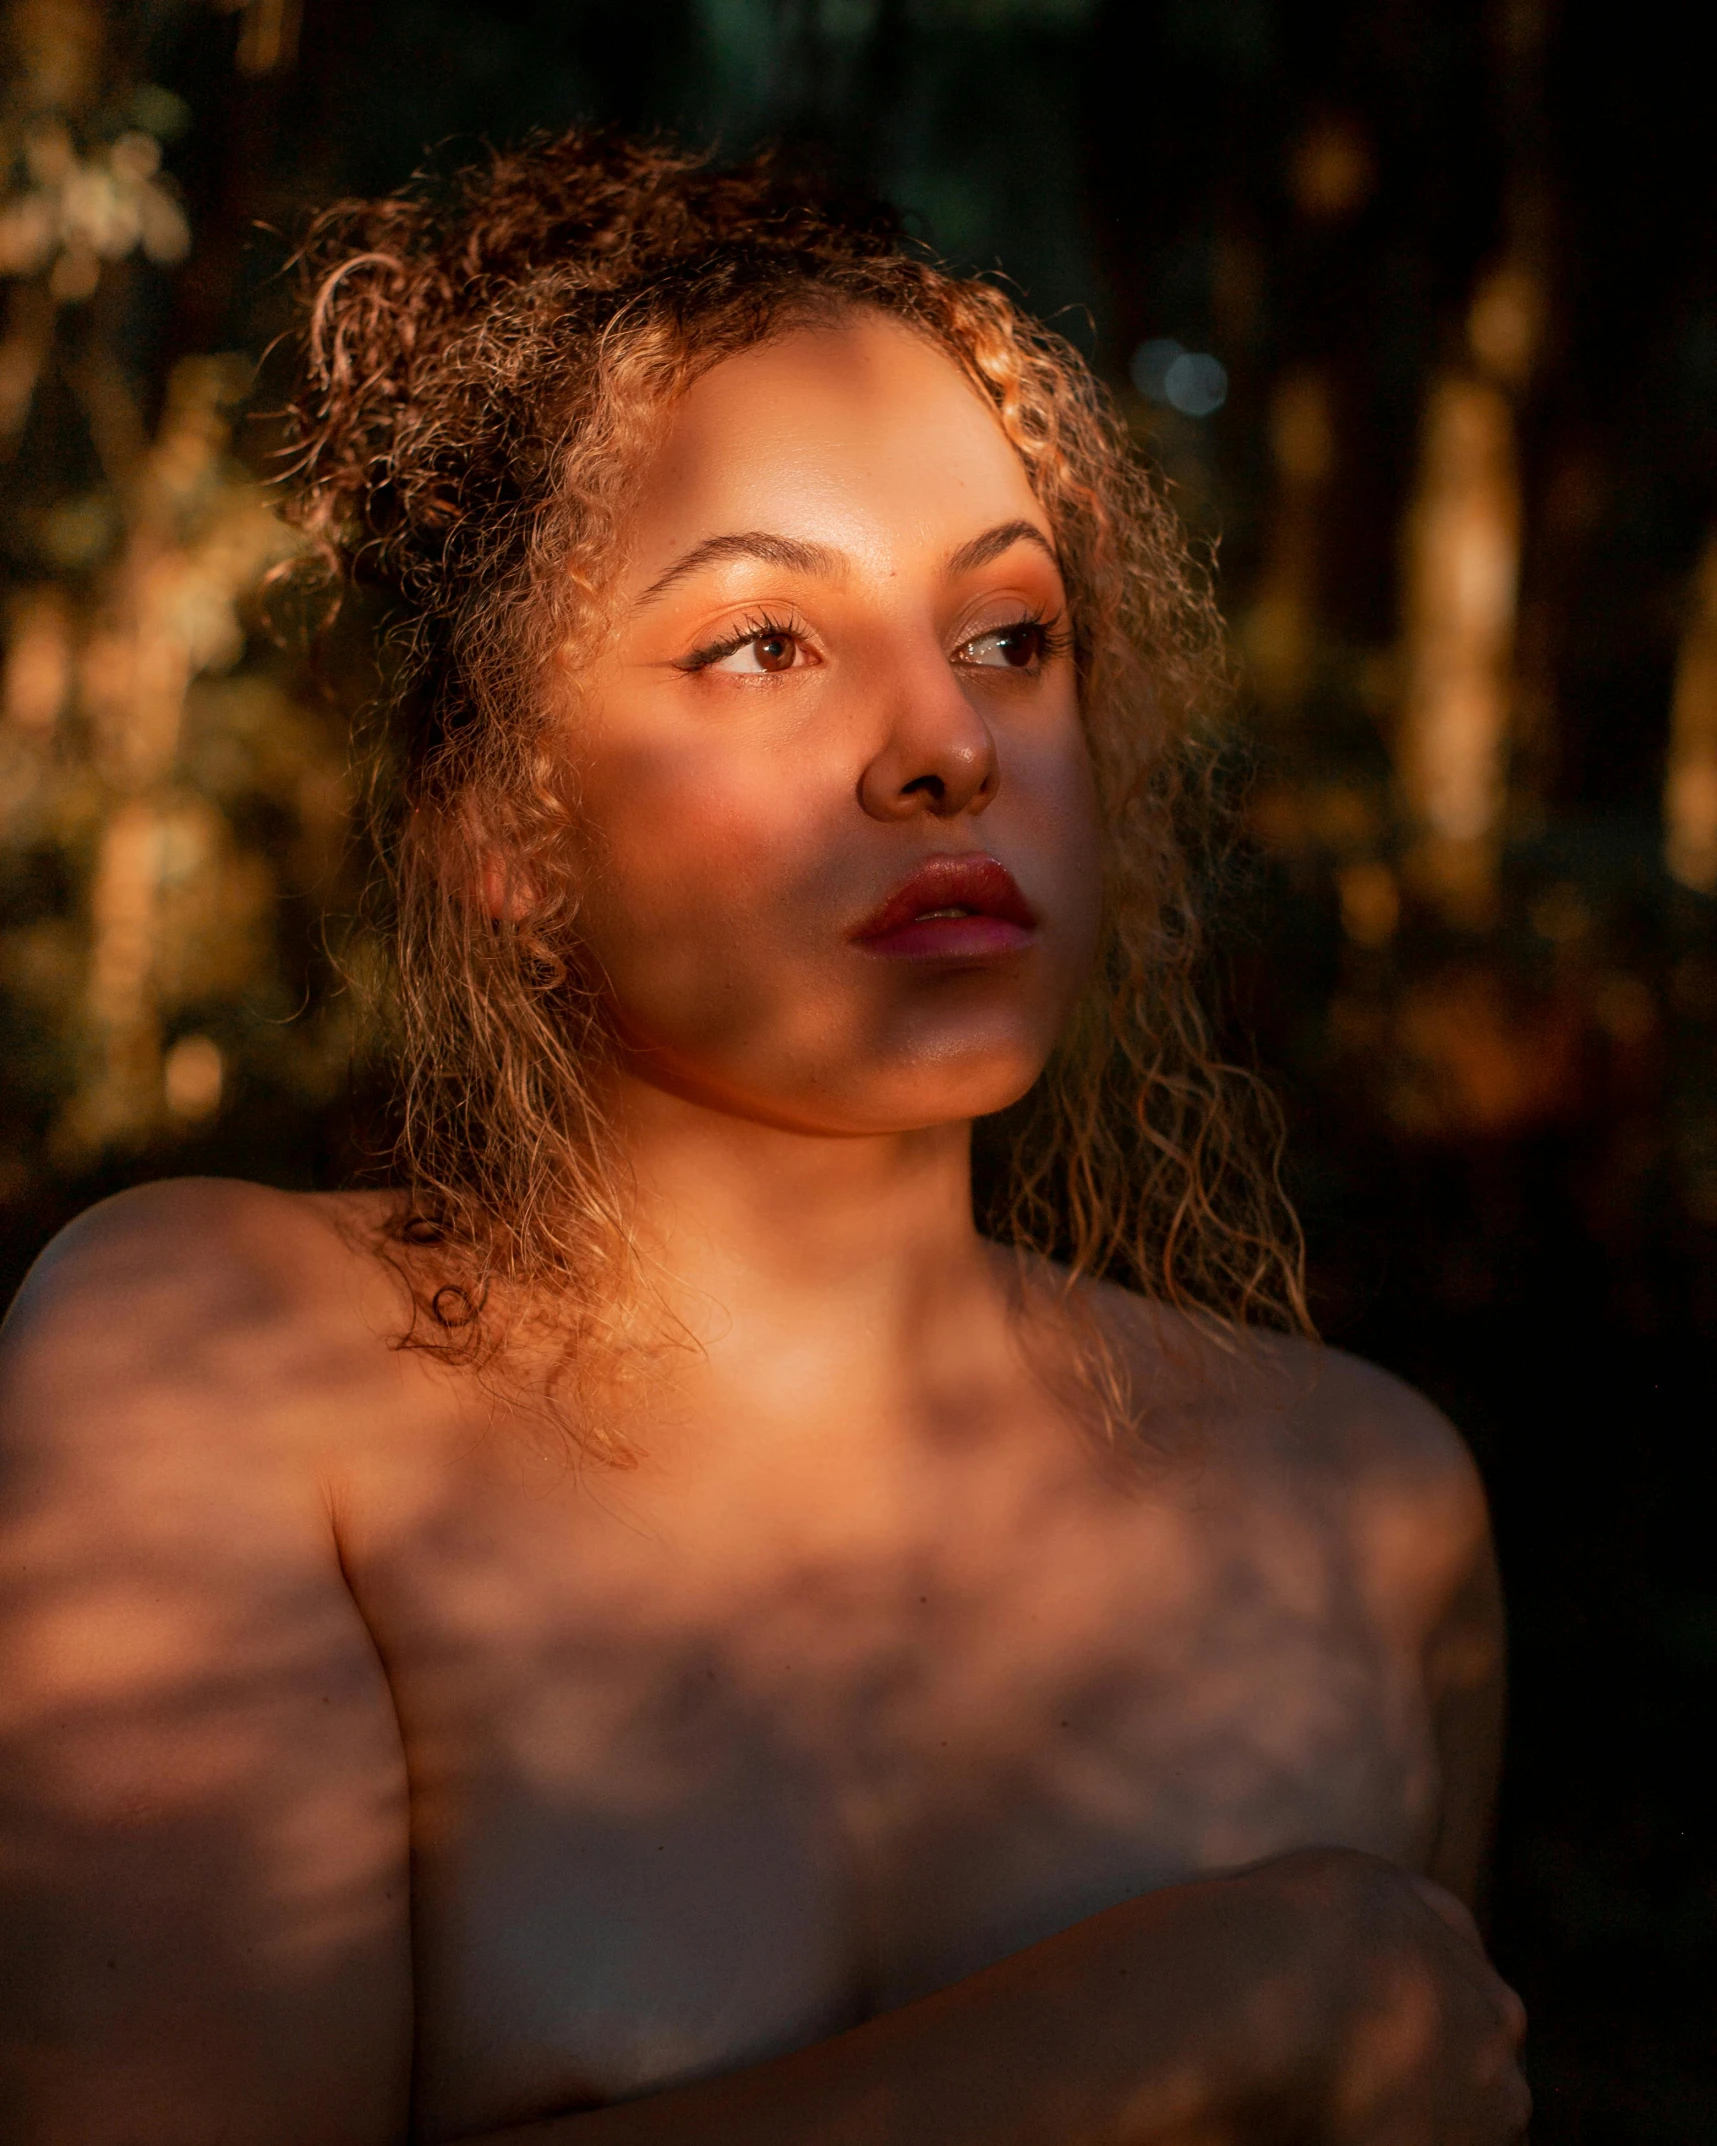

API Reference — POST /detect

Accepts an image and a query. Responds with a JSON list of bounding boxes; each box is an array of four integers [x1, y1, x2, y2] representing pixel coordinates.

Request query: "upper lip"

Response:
[[849, 854, 1037, 941]]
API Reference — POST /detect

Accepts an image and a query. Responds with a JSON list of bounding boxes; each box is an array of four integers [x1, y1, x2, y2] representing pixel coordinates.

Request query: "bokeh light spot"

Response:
[[1163, 351, 1228, 416], [163, 1034, 223, 1120], [1130, 339, 1228, 417]]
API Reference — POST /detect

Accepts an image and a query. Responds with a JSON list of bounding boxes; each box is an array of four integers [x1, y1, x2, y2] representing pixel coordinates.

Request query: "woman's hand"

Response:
[[1234, 1848, 1530, 2146]]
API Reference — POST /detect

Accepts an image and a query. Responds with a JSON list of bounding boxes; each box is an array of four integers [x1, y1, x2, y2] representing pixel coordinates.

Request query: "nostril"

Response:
[[901, 774, 946, 801]]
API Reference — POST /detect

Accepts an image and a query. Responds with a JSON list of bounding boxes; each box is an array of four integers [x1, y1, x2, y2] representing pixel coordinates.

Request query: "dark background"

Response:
[[3, 1, 1713, 2134]]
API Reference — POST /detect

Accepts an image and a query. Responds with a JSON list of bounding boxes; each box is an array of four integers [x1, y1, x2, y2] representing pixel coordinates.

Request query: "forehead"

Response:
[[620, 314, 1047, 578]]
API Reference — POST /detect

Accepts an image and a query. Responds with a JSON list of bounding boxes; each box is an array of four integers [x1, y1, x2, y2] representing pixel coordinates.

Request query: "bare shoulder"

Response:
[[1251, 1331, 1485, 1507], [0, 1174, 412, 1627], [1084, 1282, 1493, 1593], [6, 1174, 395, 1332], [0, 1177, 427, 1524], [1087, 1286, 1505, 1897], [2, 1178, 404, 1439]]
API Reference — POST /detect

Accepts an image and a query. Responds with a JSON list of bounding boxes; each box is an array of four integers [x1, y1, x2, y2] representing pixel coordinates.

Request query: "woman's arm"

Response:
[[467, 1850, 1526, 2146], [1275, 1340, 1510, 1912], [0, 1186, 416, 2145], [1423, 1527, 1508, 1912]]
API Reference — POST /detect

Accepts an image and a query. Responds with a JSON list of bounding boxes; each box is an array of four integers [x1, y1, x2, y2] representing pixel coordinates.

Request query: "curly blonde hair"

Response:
[[284, 127, 1306, 1428]]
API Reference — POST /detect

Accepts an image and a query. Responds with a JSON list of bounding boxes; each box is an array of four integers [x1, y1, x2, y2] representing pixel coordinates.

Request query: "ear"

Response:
[[479, 852, 538, 923]]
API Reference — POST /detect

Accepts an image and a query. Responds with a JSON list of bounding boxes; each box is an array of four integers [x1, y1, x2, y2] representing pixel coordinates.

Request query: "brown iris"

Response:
[[993, 623, 1045, 668]]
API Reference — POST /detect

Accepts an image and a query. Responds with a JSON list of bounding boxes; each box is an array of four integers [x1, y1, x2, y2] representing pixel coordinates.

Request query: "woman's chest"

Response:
[[347, 1457, 1439, 2138]]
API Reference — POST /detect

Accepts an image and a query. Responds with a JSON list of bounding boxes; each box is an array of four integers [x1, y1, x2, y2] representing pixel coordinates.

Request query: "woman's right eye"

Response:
[[704, 631, 803, 674]]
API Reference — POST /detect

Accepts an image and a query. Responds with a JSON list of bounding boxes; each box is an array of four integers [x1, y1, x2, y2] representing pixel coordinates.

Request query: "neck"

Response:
[[613, 1072, 1003, 1373]]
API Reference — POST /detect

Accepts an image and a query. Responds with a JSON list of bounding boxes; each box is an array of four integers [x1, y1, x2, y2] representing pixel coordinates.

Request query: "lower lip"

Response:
[[855, 916, 1035, 960]]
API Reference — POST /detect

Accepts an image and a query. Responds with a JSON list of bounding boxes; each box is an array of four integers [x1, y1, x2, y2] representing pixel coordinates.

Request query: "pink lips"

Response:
[[850, 854, 1037, 960]]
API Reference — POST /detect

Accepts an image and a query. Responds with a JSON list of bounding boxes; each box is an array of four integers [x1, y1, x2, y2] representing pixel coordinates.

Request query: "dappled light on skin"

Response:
[[0, 1221, 413, 2141], [322, 1289, 1490, 2128], [1, 1172, 1511, 2143]]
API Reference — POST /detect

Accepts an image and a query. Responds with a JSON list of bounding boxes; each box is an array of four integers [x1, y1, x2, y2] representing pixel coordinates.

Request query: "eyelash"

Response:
[[678, 607, 1072, 673], [678, 611, 808, 672], [961, 609, 1072, 670]]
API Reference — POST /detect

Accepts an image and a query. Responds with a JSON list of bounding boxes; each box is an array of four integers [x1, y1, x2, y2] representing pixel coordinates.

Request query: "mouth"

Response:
[[850, 853, 1038, 961]]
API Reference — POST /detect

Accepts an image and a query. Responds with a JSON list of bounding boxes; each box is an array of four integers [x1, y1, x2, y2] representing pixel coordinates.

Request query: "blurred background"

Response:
[[2, 0, 1712, 2132]]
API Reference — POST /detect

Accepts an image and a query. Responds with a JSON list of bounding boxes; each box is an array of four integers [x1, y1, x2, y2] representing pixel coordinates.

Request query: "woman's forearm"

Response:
[[464, 1869, 1301, 2146]]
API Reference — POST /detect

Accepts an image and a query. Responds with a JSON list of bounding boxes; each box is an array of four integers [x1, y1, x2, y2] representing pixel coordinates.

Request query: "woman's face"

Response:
[[567, 312, 1102, 1137]]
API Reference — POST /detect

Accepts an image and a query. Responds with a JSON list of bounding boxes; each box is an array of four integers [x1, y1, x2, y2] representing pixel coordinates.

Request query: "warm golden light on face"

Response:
[[569, 314, 1102, 1138]]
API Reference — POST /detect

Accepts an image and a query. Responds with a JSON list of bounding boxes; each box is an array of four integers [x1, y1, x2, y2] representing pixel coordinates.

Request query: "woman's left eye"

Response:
[[959, 621, 1050, 671]]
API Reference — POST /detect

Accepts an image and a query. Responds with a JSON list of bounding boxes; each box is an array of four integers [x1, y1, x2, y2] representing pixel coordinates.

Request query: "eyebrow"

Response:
[[945, 519, 1062, 579], [637, 531, 844, 605], [636, 519, 1062, 607]]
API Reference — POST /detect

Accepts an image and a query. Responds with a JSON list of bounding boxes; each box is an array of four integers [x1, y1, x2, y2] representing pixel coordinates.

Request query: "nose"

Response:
[[857, 662, 1000, 823]]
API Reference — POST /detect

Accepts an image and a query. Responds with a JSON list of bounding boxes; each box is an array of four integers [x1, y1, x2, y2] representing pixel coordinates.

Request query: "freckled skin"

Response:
[[0, 321, 1525, 2146]]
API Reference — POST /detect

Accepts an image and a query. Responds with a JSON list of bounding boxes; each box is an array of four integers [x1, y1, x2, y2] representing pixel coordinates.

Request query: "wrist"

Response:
[[1048, 1862, 1344, 2146], [1211, 1848, 1400, 2142]]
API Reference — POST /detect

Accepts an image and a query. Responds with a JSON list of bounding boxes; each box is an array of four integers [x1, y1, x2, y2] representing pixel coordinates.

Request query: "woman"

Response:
[[0, 134, 1527, 2144]]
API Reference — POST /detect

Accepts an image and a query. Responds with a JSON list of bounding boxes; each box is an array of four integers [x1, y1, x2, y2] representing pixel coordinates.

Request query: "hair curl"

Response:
[[282, 127, 1307, 1439]]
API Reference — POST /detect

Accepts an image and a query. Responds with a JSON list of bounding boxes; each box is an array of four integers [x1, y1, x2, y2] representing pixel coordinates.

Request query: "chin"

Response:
[[620, 974, 1066, 1135], [823, 1036, 1050, 1135], [629, 1028, 1048, 1138], [869, 1000, 1059, 1115]]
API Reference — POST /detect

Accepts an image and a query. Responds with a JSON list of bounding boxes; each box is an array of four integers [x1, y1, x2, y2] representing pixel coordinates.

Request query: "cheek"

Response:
[[573, 729, 839, 1008], [1000, 710, 1104, 962]]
